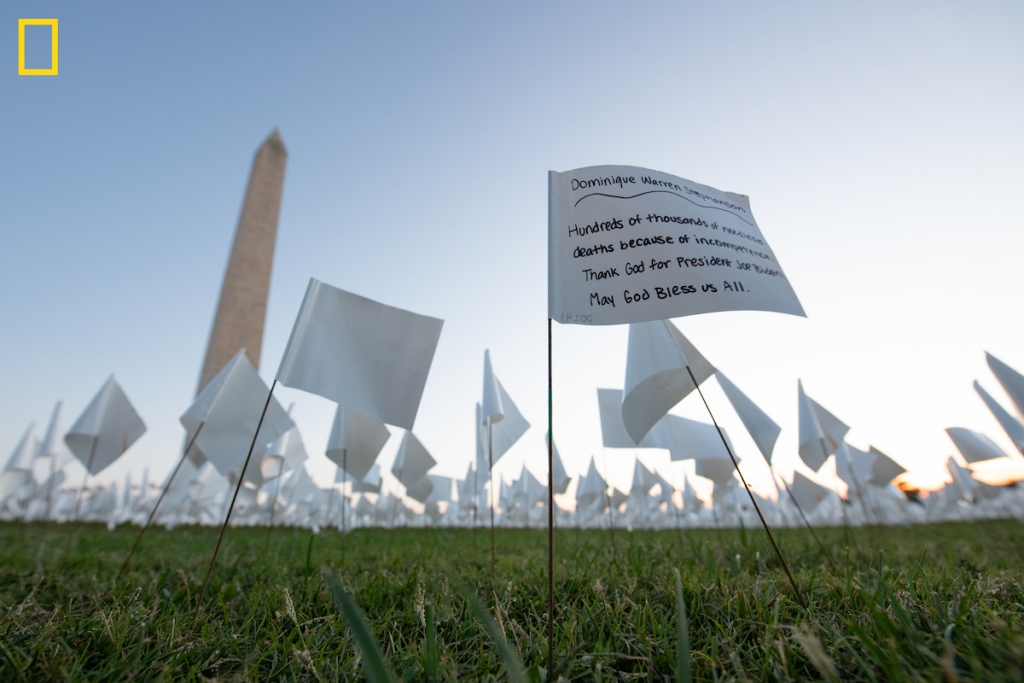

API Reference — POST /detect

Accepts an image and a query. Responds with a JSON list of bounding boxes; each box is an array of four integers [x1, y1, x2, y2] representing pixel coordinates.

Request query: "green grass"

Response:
[[1, 520, 1024, 680]]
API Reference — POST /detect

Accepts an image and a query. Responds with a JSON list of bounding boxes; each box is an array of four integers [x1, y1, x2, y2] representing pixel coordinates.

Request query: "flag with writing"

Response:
[[548, 165, 805, 325]]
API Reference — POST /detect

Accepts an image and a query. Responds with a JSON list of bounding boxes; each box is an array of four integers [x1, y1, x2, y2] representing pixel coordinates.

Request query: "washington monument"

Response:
[[197, 130, 287, 394]]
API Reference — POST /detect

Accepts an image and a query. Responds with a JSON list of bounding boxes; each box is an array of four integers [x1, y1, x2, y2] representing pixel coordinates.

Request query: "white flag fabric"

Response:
[[548, 165, 805, 325], [258, 419, 308, 483], [360, 463, 383, 493], [547, 433, 571, 494], [405, 475, 434, 504], [621, 320, 714, 444], [664, 415, 735, 463], [789, 471, 831, 512], [808, 398, 849, 452], [391, 431, 437, 489], [180, 350, 293, 480], [946, 456, 976, 499], [474, 404, 489, 474], [696, 459, 736, 486], [426, 474, 454, 503], [575, 457, 607, 506], [597, 388, 639, 448], [65, 376, 146, 475], [868, 446, 906, 487], [945, 427, 1006, 463], [481, 350, 504, 425], [974, 381, 1024, 454], [488, 379, 530, 465], [834, 442, 873, 490], [716, 372, 781, 464], [276, 279, 444, 430], [4, 423, 38, 472], [681, 475, 702, 510], [337, 463, 383, 494], [797, 381, 830, 472], [986, 353, 1024, 419], [326, 405, 391, 482], [630, 458, 658, 496], [39, 401, 63, 459]]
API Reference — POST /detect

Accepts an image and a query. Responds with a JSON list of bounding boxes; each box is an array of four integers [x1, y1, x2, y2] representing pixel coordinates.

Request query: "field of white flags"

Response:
[[5, 313, 1023, 535]]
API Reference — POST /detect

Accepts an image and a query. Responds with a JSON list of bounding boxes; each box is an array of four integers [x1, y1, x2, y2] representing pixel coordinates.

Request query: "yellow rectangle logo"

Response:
[[19, 18, 59, 76]]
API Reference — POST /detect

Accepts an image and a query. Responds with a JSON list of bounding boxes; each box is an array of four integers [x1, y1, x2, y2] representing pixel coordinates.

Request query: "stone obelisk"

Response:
[[197, 130, 287, 394]]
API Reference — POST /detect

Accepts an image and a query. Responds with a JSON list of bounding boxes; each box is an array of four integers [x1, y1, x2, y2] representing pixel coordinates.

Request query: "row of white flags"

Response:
[[5, 320, 1024, 528], [5, 165, 1024, 527]]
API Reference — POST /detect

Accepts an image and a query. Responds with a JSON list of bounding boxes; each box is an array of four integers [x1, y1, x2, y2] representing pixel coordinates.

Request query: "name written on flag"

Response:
[[548, 165, 805, 325]]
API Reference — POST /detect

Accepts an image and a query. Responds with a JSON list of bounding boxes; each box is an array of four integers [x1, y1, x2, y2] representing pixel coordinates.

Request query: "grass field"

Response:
[[1, 520, 1023, 681]]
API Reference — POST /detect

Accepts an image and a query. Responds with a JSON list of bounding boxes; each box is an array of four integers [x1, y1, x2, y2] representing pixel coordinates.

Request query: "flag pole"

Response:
[[45, 451, 57, 520], [686, 367, 806, 609], [265, 458, 284, 550], [70, 436, 99, 524], [488, 416, 496, 578], [601, 449, 617, 557], [546, 317, 555, 676], [65, 435, 99, 557], [341, 447, 348, 564], [192, 379, 277, 631], [769, 462, 826, 554], [119, 423, 204, 576]]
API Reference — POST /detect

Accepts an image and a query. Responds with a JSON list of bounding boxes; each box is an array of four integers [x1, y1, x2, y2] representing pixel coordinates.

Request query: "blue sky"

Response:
[[3, 2, 1023, 499]]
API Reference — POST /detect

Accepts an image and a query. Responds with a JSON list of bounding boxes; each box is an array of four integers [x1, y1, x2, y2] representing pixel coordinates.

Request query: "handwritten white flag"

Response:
[[548, 165, 805, 325]]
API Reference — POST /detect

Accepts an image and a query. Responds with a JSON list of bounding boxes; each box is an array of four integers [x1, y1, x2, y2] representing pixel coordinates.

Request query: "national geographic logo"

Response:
[[18, 19, 59, 76]]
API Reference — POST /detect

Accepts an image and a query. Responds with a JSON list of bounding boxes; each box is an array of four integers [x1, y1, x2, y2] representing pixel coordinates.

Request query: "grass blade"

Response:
[[323, 570, 397, 683], [424, 603, 438, 683], [450, 574, 528, 683], [673, 568, 692, 683]]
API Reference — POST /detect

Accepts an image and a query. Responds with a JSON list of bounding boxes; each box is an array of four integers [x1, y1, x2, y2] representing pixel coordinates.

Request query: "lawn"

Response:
[[1, 520, 1023, 681]]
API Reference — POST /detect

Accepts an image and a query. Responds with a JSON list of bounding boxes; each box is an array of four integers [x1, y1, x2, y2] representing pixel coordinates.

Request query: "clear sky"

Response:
[[3, 2, 1023, 502]]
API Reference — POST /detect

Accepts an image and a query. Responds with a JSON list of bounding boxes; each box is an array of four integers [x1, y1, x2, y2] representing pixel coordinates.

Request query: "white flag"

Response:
[[65, 376, 146, 475], [405, 475, 434, 504], [716, 372, 781, 465], [945, 427, 1006, 463], [575, 457, 607, 506], [481, 350, 504, 425], [621, 320, 715, 444], [258, 417, 308, 484], [789, 471, 831, 512], [868, 446, 906, 487], [489, 380, 530, 465], [548, 165, 804, 325], [546, 432, 571, 494], [276, 279, 443, 430], [391, 431, 437, 489], [180, 350, 294, 480], [797, 381, 831, 472], [986, 353, 1024, 419], [974, 381, 1024, 454], [326, 405, 391, 482], [4, 423, 37, 472]]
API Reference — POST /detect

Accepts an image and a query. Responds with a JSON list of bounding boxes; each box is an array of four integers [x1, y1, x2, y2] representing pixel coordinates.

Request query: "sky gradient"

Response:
[[3, 2, 1023, 501]]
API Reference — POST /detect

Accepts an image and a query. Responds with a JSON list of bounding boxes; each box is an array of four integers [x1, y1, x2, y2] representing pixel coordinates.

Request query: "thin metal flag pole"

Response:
[[769, 462, 826, 554], [119, 423, 204, 576], [686, 366, 806, 609], [45, 452, 57, 520], [192, 379, 277, 631], [601, 449, 617, 557], [546, 317, 555, 676], [341, 447, 348, 564], [266, 458, 284, 550], [70, 436, 99, 525], [65, 436, 99, 557], [488, 416, 496, 577]]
